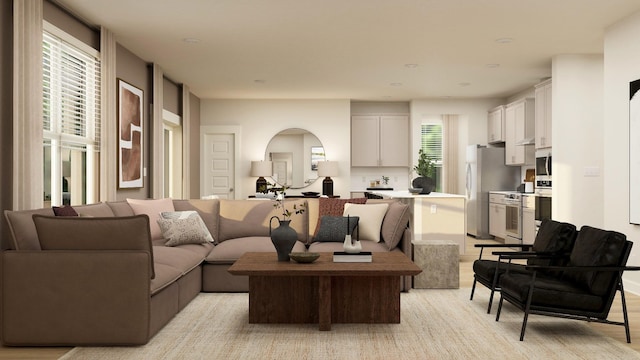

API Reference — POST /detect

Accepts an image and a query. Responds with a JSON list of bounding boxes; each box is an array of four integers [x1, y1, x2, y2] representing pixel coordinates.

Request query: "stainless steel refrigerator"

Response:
[[465, 145, 521, 239]]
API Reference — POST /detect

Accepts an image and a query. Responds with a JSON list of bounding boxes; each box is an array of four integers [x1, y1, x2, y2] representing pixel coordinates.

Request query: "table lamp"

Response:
[[317, 161, 338, 197], [250, 160, 272, 193]]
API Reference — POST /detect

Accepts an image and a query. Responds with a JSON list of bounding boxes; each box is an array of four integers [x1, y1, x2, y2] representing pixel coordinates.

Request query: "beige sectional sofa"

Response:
[[1, 197, 412, 346]]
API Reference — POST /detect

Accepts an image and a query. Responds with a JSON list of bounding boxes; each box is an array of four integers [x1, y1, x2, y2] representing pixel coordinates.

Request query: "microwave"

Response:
[[535, 149, 552, 189]]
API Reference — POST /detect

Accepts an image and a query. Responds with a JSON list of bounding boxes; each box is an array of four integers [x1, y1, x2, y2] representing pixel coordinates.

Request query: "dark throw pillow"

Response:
[[314, 216, 359, 242], [52, 205, 79, 217]]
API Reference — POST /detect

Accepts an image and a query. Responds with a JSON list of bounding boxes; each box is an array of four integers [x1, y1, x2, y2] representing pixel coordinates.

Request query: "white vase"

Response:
[[343, 234, 362, 254]]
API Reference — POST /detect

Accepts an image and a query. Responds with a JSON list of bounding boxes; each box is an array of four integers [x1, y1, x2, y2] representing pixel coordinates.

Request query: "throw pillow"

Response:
[[160, 211, 214, 244], [343, 203, 389, 243], [126, 198, 175, 240], [314, 197, 367, 237], [314, 215, 359, 242], [52, 205, 78, 216], [380, 201, 410, 250], [157, 217, 212, 246]]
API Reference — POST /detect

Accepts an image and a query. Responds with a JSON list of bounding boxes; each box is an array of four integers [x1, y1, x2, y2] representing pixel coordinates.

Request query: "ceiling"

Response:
[[57, 0, 640, 101]]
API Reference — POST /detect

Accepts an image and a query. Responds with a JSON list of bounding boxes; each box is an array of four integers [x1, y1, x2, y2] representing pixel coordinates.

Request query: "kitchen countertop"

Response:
[[369, 190, 466, 199]]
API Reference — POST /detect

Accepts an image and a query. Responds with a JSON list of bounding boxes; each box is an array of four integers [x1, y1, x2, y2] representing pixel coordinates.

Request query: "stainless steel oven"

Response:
[[504, 193, 522, 244], [535, 193, 552, 228], [535, 149, 552, 190]]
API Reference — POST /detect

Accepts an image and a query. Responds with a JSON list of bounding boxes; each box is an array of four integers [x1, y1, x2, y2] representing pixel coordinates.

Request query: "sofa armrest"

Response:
[[2, 250, 151, 346]]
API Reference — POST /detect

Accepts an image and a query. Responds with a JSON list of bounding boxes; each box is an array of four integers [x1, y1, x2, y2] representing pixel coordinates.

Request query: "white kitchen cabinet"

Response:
[[351, 115, 409, 167], [535, 79, 552, 149], [488, 105, 505, 144], [505, 98, 535, 166], [489, 202, 506, 239]]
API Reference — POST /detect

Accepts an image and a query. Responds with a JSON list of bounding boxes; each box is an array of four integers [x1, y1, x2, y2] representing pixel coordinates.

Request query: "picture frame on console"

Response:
[[117, 79, 144, 188]]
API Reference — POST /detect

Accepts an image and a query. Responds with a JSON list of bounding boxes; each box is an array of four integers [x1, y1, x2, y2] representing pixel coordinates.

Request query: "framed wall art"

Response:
[[118, 79, 144, 188], [630, 79, 640, 224]]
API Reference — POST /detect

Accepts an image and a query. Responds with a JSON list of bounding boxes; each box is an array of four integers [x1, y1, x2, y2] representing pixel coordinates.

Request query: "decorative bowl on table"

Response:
[[289, 252, 320, 263], [408, 188, 423, 194], [302, 191, 320, 198]]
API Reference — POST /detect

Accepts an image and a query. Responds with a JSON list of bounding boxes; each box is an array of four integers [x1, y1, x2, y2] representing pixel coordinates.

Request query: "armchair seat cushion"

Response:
[[472, 259, 530, 283], [501, 272, 605, 313]]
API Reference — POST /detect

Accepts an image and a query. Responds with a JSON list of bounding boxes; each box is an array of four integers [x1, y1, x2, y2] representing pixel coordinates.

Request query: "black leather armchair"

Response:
[[470, 219, 578, 313], [496, 225, 640, 342]]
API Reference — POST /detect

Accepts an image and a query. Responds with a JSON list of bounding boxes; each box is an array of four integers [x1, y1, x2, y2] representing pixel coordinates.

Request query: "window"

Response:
[[420, 123, 443, 192], [43, 25, 101, 206]]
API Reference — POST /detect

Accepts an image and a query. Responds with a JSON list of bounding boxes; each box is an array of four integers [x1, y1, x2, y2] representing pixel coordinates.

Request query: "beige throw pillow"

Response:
[[127, 198, 175, 240], [343, 203, 389, 242]]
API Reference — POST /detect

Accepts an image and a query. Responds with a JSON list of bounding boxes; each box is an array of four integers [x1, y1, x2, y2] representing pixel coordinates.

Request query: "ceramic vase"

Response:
[[412, 176, 435, 194], [269, 216, 298, 261]]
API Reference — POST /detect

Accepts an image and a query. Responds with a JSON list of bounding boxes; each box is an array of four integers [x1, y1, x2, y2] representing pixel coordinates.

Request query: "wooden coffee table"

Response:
[[227, 251, 422, 330]]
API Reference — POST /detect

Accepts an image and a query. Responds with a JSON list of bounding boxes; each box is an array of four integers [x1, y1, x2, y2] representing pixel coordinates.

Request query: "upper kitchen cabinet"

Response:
[[488, 105, 506, 144], [535, 79, 552, 149], [351, 115, 409, 167], [505, 98, 535, 166]]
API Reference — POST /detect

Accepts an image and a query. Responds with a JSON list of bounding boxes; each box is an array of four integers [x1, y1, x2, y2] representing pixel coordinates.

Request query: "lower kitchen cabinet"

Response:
[[489, 202, 506, 240]]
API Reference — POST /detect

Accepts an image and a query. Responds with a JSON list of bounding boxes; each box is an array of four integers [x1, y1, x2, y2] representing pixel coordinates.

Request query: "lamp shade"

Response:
[[250, 161, 273, 177], [317, 161, 338, 177]]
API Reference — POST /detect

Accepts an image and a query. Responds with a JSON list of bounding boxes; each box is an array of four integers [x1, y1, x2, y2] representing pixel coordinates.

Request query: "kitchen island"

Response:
[[370, 191, 467, 255]]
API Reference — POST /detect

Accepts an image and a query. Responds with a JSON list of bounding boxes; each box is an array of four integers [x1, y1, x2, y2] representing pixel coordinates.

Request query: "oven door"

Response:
[[505, 203, 522, 244], [535, 195, 552, 227]]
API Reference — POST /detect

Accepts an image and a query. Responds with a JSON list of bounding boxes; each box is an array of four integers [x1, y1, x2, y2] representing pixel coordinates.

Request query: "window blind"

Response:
[[420, 123, 443, 164], [43, 31, 101, 148]]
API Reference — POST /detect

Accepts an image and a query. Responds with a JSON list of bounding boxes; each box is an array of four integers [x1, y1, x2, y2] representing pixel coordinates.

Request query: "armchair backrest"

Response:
[[528, 219, 578, 267], [563, 226, 629, 296]]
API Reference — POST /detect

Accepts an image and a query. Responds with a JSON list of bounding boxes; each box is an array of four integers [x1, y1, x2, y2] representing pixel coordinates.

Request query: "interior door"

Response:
[[202, 133, 235, 199]]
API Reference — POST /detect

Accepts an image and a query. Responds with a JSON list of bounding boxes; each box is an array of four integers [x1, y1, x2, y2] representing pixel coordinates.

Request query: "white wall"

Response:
[[604, 10, 640, 293], [552, 54, 604, 228], [200, 99, 351, 199], [410, 98, 505, 194]]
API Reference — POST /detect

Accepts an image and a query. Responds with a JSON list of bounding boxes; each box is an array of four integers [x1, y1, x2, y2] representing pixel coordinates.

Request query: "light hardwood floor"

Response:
[[1, 236, 639, 359]]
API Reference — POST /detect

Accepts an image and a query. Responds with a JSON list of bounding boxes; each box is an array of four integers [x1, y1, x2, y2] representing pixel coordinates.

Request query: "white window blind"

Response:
[[43, 28, 101, 205], [420, 123, 443, 164]]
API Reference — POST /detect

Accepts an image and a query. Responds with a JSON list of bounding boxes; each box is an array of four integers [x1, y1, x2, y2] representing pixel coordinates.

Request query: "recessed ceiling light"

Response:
[[495, 38, 514, 44], [486, 63, 500, 68], [404, 64, 418, 68], [183, 38, 201, 44], [458, 82, 471, 87], [390, 82, 403, 86]]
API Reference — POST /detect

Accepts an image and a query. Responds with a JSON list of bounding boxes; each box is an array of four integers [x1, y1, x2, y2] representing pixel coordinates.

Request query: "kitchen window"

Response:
[[420, 123, 443, 192], [42, 24, 101, 206]]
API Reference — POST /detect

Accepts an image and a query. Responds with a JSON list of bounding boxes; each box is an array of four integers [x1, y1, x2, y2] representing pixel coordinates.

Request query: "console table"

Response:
[[228, 252, 421, 331]]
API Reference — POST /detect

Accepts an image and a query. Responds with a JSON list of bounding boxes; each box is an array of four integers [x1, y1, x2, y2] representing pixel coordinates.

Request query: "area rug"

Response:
[[60, 289, 640, 360]]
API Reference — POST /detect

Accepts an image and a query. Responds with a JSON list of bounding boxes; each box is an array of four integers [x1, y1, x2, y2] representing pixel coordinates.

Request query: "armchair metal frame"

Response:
[[495, 241, 640, 342]]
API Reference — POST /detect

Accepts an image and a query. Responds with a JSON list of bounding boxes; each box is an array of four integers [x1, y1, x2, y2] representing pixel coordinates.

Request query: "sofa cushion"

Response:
[[173, 199, 220, 244], [157, 216, 213, 246], [205, 237, 307, 263], [153, 246, 206, 275], [563, 226, 627, 296], [72, 203, 116, 217], [106, 200, 136, 216], [314, 216, 359, 242], [313, 197, 367, 237], [127, 198, 175, 240], [33, 214, 155, 278], [343, 203, 389, 242], [151, 263, 183, 295], [308, 240, 391, 253], [218, 200, 308, 243], [380, 201, 410, 250], [4, 208, 54, 250]]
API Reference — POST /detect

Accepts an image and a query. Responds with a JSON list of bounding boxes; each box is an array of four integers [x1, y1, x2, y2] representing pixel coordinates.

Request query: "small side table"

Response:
[[412, 240, 459, 289]]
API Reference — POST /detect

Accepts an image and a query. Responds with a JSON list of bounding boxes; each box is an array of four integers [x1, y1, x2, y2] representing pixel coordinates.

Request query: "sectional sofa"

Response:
[[1, 197, 412, 346]]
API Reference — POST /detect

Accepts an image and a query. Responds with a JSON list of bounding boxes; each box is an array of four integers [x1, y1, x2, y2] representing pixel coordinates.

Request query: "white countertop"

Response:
[[369, 190, 466, 199]]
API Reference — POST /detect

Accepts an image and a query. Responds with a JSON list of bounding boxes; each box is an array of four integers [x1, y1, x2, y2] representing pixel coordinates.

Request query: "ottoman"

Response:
[[412, 240, 459, 289]]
